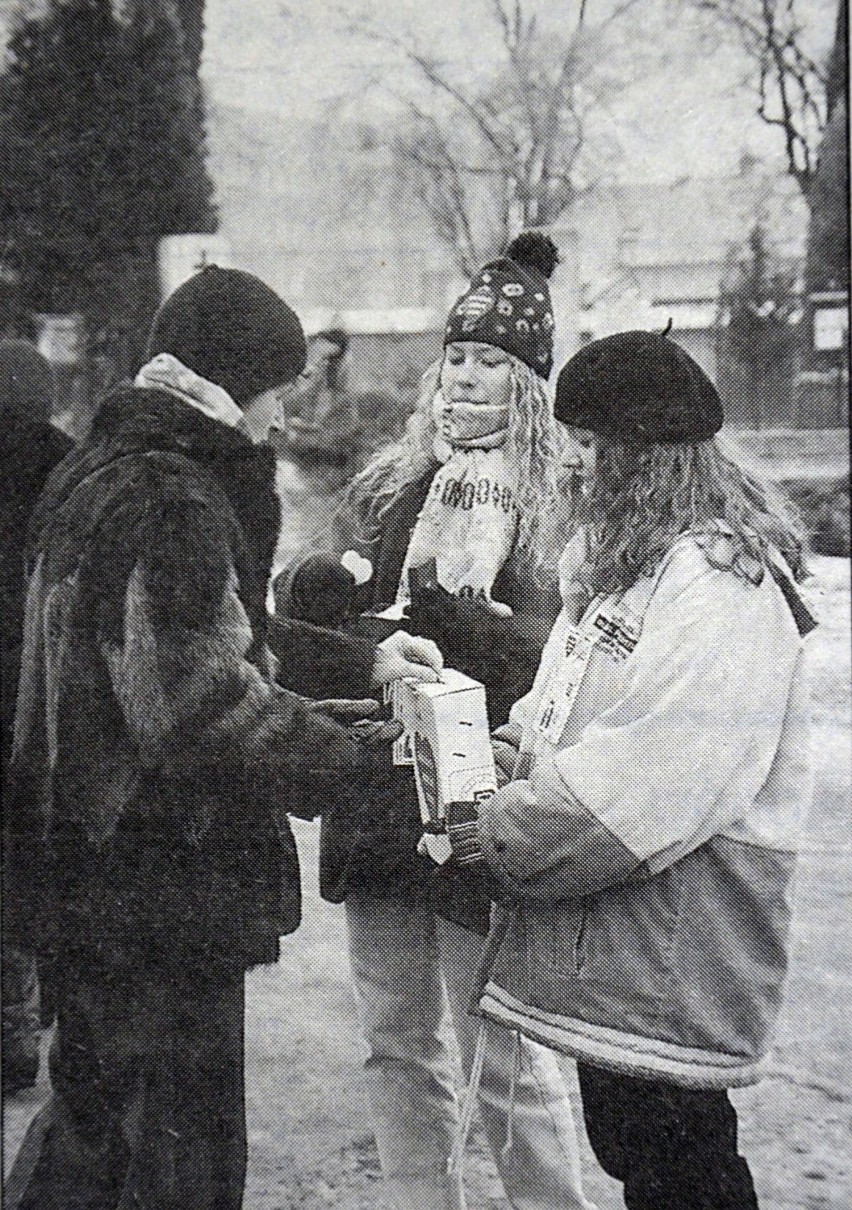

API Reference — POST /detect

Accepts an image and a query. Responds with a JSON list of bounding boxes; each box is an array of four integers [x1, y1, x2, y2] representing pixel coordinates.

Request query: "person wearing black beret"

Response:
[[275, 234, 598, 1210], [3, 266, 441, 1210], [443, 330, 816, 1209]]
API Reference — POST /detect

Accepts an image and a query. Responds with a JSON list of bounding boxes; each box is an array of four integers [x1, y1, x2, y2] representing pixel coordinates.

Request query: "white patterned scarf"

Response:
[[396, 392, 518, 616]]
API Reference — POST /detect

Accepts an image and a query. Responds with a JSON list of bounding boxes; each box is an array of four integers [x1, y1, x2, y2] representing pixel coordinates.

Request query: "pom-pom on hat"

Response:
[[444, 231, 558, 379], [0, 339, 55, 424], [554, 330, 724, 444], [147, 265, 307, 408]]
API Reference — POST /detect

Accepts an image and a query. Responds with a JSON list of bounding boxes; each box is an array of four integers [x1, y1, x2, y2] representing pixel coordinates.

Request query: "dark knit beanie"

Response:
[[555, 330, 724, 444], [147, 265, 307, 408], [0, 339, 55, 424], [444, 232, 558, 379]]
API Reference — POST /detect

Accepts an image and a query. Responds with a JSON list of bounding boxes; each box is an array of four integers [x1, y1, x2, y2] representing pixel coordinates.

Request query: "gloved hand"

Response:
[[276, 555, 356, 628], [407, 582, 511, 670]]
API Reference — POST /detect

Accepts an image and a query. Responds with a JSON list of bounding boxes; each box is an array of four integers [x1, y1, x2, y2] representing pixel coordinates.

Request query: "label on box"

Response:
[[385, 681, 415, 766], [393, 669, 497, 830]]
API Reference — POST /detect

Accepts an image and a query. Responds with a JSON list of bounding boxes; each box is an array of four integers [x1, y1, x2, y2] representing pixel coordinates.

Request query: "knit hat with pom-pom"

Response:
[[444, 232, 558, 378], [555, 330, 724, 444], [147, 265, 307, 408]]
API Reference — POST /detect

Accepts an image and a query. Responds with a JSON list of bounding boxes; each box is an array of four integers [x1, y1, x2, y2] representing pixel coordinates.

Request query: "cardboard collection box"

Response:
[[390, 669, 497, 839]]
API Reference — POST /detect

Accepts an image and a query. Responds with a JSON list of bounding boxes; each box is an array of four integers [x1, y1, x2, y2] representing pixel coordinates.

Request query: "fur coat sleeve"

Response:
[[12, 447, 376, 847], [94, 462, 376, 809]]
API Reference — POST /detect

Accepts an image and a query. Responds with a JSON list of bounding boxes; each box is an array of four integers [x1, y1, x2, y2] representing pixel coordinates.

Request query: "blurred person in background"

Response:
[[0, 337, 73, 1096], [276, 233, 598, 1210], [3, 266, 439, 1210], [280, 327, 361, 466]]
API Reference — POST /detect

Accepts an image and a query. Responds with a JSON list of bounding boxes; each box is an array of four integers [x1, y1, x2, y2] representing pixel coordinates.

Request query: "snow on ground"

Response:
[[4, 557, 850, 1208]]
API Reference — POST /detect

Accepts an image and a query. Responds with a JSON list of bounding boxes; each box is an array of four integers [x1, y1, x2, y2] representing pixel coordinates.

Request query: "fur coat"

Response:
[[4, 387, 375, 973]]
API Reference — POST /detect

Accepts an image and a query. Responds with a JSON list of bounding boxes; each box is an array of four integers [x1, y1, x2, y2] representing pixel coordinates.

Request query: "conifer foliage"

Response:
[[0, 0, 216, 363], [717, 224, 802, 424]]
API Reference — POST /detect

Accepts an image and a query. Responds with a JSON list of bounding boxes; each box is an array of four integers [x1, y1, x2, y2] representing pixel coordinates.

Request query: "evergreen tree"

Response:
[[0, 0, 216, 369]]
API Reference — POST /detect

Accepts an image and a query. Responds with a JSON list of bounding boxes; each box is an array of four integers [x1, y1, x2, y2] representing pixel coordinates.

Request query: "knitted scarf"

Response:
[[135, 352, 248, 433], [397, 393, 518, 615]]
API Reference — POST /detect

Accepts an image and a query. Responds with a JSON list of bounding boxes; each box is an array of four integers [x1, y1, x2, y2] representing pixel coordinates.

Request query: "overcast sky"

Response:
[[201, 0, 837, 184], [0, 0, 836, 184]]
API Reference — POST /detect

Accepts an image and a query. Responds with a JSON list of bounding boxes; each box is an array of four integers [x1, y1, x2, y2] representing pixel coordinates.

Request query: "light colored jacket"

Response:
[[475, 527, 813, 1088]]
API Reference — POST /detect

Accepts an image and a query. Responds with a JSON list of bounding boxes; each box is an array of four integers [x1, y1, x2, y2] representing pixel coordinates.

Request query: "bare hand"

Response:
[[350, 717, 405, 747], [371, 630, 444, 687], [306, 698, 403, 747]]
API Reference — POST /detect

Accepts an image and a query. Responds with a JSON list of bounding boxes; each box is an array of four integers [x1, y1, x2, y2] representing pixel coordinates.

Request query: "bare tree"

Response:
[[341, 0, 644, 273], [689, 0, 829, 197]]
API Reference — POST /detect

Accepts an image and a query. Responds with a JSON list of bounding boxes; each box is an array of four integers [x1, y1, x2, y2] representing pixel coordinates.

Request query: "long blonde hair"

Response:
[[570, 432, 808, 596], [343, 355, 564, 574]]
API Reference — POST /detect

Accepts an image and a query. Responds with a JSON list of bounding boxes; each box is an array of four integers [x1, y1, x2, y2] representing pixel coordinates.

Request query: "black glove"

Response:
[[275, 555, 356, 628], [407, 582, 509, 671]]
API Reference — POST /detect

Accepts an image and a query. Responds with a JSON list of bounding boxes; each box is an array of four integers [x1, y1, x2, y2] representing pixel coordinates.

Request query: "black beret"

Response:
[[147, 266, 307, 409], [555, 330, 724, 444]]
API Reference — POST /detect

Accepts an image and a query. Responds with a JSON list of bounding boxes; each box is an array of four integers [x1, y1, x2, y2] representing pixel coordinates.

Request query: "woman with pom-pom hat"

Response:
[[274, 234, 597, 1210]]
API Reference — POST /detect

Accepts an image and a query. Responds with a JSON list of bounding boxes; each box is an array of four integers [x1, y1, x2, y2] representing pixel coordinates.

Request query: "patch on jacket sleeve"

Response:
[[591, 607, 641, 661]]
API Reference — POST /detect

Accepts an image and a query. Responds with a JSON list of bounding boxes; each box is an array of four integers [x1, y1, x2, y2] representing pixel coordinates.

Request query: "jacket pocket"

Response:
[[529, 903, 586, 983], [528, 873, 680, 1021]]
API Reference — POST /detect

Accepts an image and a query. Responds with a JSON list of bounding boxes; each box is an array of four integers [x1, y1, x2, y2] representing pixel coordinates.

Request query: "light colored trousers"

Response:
[[346, 893, 596, 1210]]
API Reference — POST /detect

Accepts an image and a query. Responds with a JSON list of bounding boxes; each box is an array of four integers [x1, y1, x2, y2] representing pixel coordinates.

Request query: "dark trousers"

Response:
[[5, 952, 247, 1210], [577, 1062, 759, 1210], [2, 944, 41, 1090]]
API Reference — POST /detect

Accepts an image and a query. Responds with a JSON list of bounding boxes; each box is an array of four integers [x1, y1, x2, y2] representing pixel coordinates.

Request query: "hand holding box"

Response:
[[392, 670, 497, 842]]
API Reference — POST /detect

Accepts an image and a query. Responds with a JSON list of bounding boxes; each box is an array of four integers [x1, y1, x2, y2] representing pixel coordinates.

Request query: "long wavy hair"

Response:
[[570, 431, 808, 597], [342, 355, 565, 576]]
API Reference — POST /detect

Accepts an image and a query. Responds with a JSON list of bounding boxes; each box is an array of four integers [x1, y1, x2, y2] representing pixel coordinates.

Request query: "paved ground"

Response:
[[4, 555, 850, 1208]]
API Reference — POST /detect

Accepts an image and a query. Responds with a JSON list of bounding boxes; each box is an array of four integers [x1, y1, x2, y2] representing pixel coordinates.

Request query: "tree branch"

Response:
[[691, 0, 826, 194]]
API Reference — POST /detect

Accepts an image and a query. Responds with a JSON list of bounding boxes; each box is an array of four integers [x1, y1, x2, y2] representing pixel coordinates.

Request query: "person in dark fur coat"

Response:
[[3, 267, 440, 1210], [0, 339, 73, 1095]]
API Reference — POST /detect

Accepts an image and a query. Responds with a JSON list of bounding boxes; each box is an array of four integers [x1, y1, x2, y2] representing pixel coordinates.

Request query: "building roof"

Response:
[[570, 169, 807, 281]]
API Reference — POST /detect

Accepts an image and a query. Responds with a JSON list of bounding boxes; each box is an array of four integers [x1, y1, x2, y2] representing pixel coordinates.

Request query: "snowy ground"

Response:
[[4, 556, 850, 1209]]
